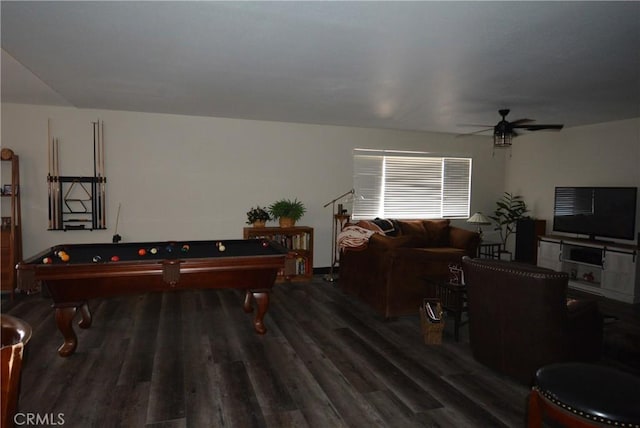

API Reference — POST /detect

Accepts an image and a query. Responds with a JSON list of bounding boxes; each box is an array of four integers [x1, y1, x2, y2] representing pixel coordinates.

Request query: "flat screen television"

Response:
[[553, 187, 638, 241]]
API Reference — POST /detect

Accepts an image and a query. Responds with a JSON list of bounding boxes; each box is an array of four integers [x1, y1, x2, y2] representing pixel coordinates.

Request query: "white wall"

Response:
[[505, 117, 640, 245], [1, 103, 504, 265]]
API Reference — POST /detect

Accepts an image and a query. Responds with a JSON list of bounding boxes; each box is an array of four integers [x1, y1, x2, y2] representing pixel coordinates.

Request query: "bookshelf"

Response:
[[1, 150, 22, 300], [243, 226, 314, 282]]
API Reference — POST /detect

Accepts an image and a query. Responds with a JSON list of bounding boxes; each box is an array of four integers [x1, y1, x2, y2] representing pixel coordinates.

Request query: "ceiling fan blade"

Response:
[[510, 118, 535, 125], [457, 124, 493, 127], [517, 124, 564, 131], [455, 127, 493, 138]]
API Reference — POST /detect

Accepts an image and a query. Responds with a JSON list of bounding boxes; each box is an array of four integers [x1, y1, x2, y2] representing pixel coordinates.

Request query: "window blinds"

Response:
[[353, 150, 471, 220]]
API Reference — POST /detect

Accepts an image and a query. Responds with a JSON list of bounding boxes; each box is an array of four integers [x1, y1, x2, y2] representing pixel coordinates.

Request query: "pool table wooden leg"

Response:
[[55, 306, 79, 357], [243, 290, 269, 335], [78, 302, 92, 329], [243, 290, 253, 313], [54, 302, 91, 357]]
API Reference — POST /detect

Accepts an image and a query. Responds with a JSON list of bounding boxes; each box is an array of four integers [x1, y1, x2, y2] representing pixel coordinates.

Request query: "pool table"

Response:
[[17, 239, 289, 357]]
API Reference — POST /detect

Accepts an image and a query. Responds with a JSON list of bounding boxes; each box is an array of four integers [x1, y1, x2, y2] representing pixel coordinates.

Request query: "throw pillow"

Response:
[[423, 220, 451, 246], [372, 218, 399, 236]]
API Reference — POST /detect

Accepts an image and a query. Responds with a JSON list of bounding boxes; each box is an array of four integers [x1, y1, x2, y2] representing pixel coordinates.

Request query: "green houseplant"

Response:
[[246, 206, 271, 227], [489, 192, 528, 247], [269, 198, 306, 227]]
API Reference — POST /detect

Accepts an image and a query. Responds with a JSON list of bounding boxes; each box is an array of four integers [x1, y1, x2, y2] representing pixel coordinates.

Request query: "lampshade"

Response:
[[467, 212, 491, 225]]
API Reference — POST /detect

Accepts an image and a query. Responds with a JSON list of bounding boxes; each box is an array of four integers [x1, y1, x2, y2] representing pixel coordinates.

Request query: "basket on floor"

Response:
[[420, 299, 445, 345]]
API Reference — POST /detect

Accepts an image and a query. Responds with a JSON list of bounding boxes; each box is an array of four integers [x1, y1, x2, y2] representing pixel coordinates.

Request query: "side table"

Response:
[[478, 241, 503, 259], [434, 281, 468, 341]]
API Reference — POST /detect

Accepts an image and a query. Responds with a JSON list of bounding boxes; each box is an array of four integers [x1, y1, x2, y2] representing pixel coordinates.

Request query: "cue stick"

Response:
[[92, 121, 98, 230], [100, 120, 106, 228], [97, 119, 103, 228], [57, 138, 62, 230], [112, 202, 121, 243], [96, 120, 101, 228], [47, 119, 52, 229], [56, 137, 61, 230], [54, 138, 60, 229], [52, 136, 57, 229]]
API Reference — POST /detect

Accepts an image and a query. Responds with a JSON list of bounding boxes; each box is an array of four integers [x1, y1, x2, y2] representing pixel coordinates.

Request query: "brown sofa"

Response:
[[339, 219, 480, 318], [461, 257, 603, 385]]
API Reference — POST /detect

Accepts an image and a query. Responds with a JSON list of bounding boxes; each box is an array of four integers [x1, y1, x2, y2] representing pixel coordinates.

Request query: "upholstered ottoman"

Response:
[[528, 363, 640, 427]]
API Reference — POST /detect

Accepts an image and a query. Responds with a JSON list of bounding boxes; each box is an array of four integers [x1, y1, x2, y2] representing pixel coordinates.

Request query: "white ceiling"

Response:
[[2, 1, 639, 135]]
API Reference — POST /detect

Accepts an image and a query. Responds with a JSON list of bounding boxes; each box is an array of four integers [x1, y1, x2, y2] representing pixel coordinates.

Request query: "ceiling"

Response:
[[2, 1, 639, 136]]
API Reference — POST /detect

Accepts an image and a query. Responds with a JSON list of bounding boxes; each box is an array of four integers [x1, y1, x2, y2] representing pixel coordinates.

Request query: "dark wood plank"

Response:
[[146, 292, 186, 424]]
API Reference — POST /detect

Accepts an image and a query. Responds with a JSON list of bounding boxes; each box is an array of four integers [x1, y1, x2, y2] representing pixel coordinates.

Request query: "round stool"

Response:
[[528, 363, 640, 427]]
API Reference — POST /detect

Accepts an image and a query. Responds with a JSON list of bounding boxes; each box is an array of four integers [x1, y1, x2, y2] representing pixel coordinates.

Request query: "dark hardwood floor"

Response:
[[3, 277, 638, 428]]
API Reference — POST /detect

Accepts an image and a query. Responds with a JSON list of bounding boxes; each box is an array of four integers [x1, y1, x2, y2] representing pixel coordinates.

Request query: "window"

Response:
[[352, 149, 472, 220]]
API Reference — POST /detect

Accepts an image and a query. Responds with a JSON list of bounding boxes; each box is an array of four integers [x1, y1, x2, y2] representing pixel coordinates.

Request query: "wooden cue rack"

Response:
[[47, 119, 107, 231]]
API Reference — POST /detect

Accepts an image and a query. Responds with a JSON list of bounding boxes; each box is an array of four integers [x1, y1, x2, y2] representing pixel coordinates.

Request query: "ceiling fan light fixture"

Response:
[[493, 128, 512, 147]]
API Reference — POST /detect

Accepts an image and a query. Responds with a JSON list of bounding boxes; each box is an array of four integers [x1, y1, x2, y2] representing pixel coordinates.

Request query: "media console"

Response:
[[537, 235, 640, 303]]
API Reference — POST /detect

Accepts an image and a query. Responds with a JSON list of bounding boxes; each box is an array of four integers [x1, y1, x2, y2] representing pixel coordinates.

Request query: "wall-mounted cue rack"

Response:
[[47, 119, 107, 231]]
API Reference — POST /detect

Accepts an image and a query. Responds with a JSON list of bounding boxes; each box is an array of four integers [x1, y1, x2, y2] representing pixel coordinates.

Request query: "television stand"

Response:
[[537, 235, 640, 304]]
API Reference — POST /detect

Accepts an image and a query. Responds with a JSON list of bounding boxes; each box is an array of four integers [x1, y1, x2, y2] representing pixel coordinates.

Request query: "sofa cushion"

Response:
[[398, 220, 427, 235], [406, 247, 466, 261], [368, 234, 415, 250], [423, 220, 451, 246]]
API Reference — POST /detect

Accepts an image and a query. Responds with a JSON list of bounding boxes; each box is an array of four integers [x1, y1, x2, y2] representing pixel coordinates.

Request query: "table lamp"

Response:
[[467, 212, 491, 237]]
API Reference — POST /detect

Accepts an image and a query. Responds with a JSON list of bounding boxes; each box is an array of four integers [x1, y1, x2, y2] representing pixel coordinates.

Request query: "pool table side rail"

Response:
[[16, 240, 291, 298]]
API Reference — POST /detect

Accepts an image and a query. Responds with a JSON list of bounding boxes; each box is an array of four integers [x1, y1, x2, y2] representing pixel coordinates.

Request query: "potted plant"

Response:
[[246, 206, 271, 227], [269, 198, 306, 228], [488, 192, 528, 247]]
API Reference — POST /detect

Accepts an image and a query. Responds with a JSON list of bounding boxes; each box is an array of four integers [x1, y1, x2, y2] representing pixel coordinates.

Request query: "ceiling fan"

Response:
[[461, 109, 564, 147]]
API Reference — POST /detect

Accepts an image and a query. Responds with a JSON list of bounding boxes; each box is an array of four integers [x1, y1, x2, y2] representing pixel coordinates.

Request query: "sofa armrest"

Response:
[[449, 227, 481, 257]]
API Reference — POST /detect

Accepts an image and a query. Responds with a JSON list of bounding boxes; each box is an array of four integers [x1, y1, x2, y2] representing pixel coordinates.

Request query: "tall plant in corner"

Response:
[[489, 192, 528, 247]]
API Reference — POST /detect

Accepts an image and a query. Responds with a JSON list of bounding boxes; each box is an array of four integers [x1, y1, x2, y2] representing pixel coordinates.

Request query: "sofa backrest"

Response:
[[354, 219, 452, 246]]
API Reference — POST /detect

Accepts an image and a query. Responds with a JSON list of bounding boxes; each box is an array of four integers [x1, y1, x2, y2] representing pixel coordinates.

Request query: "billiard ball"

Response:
[[181, 244, 190, 253], [138, 248, 147, 256], [166, 245, 173, 253], [92, 255, 102, 263], [262, 241, 269, 248], [110, 255, 120, 262], [150, 247, 158, 255], [218, 244, 226, 252], [60, 253, 70, 262], [43, 257, 53, 264]]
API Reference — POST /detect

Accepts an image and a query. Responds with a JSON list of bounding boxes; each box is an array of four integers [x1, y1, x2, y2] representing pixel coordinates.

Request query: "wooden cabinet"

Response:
[[537, 239, 562, 272], [1, 151, 22, 300], [243, 226, 313, 282], [537, 235, 639, 303]]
